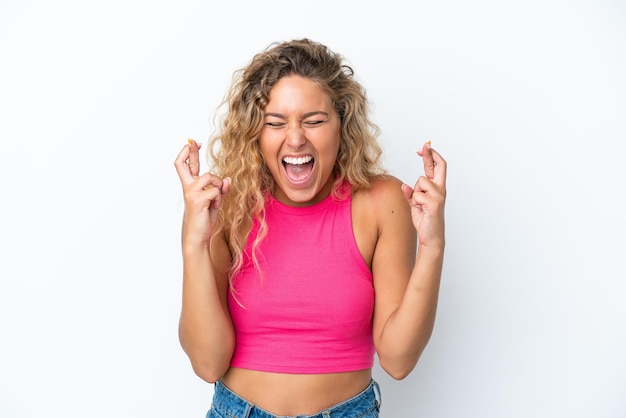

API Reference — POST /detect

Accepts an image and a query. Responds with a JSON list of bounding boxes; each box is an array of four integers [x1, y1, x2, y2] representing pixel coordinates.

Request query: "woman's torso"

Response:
[[220, 178, 389, 416]]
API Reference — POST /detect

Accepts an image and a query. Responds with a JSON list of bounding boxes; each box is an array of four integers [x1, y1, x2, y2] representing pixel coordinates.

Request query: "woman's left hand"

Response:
[[401, 141, 447, 248]]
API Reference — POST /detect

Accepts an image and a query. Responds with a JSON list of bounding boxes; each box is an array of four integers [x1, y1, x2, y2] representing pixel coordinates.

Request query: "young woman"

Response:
[[174, 38, 447, 417]]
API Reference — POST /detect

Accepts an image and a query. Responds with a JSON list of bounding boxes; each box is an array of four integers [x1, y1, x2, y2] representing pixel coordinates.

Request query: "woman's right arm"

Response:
[[174, 139, 234, 383]]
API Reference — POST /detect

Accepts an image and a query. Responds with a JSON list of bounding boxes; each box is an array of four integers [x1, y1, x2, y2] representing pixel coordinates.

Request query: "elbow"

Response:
[[179, 328, 235, 383], [380, 360, 416, 381], [184, 348, 233, 383], [191, 361, 229, 383], [377, 329, 435, 380], [180, 338, 234, 384], [378, 349, 421, 380], [388, 368, 412, 381]]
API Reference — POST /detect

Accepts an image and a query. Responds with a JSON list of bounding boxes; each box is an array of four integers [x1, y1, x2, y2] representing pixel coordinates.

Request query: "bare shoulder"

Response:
[[353, 175, 410, 219], [352, 175, 413, 268]]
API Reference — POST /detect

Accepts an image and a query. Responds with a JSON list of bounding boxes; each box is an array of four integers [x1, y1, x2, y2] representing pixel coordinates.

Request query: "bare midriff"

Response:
[[220, 367, 373, 416]]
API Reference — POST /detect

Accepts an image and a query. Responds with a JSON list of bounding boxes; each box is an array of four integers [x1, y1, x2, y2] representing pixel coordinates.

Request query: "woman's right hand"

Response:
[[174, 139, 231, 248]]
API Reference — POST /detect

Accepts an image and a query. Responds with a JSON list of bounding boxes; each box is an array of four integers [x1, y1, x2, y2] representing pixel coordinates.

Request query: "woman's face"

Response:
[[259, 74, 341, 207]]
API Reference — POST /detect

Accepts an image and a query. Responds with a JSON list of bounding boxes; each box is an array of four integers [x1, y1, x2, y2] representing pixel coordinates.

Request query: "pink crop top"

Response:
[[228, 184, 375, 374]]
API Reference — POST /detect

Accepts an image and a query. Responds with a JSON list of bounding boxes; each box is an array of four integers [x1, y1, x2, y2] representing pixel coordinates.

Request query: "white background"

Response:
[[1, 0, 625, 417]]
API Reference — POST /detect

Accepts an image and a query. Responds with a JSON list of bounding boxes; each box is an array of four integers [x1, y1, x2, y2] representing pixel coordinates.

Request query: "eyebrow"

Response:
[[264, 111, 329, 119]]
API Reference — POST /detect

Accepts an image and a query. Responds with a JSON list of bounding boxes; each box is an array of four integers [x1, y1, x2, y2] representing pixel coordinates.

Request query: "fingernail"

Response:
[[426, 140, 431, 148], [187, 138, 194, 145]]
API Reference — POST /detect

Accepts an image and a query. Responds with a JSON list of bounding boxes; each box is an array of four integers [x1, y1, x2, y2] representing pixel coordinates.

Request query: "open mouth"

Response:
[[282, 155, 315, 183]]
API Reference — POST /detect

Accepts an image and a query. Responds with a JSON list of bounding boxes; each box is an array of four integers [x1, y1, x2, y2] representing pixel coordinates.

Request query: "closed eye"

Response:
[[265, 122, 286, 128]]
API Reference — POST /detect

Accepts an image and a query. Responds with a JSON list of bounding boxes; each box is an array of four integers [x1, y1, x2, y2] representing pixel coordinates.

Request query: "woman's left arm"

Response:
[[371, 142, 447, 380]]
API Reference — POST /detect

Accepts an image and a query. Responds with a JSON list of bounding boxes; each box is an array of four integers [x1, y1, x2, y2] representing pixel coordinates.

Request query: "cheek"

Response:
[[259, 148, 284, 179], [325, 135, 341, 162], [258, 136, 278, 162]]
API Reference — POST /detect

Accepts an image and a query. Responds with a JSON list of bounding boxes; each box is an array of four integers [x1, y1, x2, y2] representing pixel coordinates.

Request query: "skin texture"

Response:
[[173, 41, 447, 416]]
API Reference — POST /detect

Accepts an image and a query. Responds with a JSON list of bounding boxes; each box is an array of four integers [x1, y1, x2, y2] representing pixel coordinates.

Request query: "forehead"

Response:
[[265, 75, 332, 112]]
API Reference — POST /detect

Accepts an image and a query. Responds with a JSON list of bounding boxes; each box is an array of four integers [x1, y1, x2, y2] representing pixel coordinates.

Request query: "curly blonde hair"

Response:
[[207, 38, 385, 286]]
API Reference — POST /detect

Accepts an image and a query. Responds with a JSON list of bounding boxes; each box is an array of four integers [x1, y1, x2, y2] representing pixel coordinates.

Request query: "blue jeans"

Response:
[[206, 379, 381, 418]]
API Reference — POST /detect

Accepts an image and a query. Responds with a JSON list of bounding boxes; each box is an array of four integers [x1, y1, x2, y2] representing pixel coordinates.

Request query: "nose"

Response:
[[286, 122, 306, 149]]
